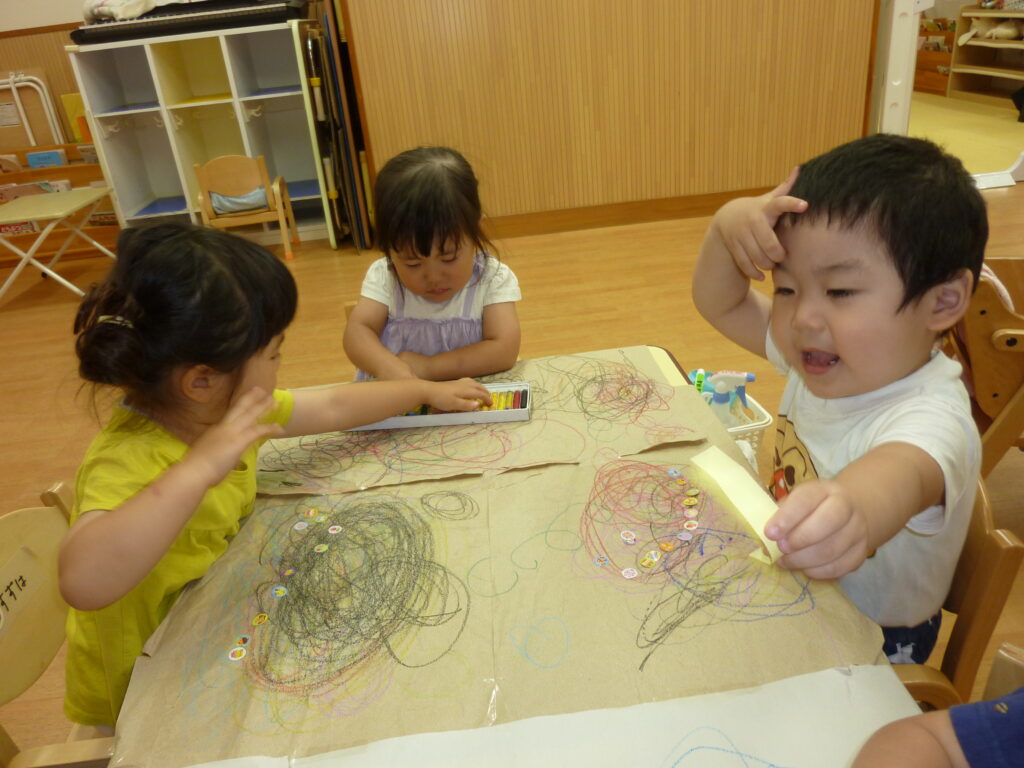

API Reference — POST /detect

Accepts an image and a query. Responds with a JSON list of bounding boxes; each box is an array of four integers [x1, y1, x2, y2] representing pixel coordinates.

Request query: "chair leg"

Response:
[[282, 186, 300, 247], [276, 206, 293, 261]]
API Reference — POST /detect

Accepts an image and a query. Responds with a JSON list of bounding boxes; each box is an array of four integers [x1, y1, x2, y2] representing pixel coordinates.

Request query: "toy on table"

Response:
[[347, 382, 532, 430]]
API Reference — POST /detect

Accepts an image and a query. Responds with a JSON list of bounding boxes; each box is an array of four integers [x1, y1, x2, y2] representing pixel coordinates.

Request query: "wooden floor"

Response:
[[909, 91, 1024, 176], [2, 184, 1023, 751]]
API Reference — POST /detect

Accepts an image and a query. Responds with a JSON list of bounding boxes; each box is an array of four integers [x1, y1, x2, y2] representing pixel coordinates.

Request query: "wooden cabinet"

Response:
[[915, 19, 954, 96], [66, 21, 339, 247], [948, 5, 1024, 110]]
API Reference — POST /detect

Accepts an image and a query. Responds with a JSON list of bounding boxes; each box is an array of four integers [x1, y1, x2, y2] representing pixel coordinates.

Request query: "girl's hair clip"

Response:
[[97, 314, 134, 328]]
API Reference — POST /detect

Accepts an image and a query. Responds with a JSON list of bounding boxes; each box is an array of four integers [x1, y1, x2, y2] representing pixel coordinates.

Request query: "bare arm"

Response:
[[692, 170, 807, 357], [398, 301, 520, 380], [342, 297, 417, 380], [59, 389, 283, 610], [283, 376, 492, 437], [852, 710, 967, 768], [765, 441, 945, 579]]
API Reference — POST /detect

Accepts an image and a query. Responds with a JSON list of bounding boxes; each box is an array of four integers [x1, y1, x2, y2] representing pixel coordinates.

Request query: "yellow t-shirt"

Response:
[[64, 389, 294, 727]]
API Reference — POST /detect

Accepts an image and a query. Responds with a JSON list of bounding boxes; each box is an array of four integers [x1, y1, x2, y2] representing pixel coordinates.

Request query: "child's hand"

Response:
[[764, 478, 870, 580], [714, 168, 808, 282], [182, 387, 284, 488], [423, 378, 492, 412]]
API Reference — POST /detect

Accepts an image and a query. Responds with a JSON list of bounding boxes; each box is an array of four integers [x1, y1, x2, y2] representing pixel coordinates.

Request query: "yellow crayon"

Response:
[[502, 391, 512, 410]]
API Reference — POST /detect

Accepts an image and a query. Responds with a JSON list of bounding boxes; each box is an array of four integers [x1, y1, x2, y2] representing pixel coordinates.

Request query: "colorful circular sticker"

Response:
[[594, 555, 609, 567], [639, 550, 660, 568], [676, 531, 694, 542], [236, 635, 250, 646], [675, 478, 688, 486], [305, 507, 319, 518], [684, 508, 699, 519], [667, 468, 682, 478], [313, 543, 329, 553], [682, 497, 699, 507], [271, 585, 288, 598], [293, 521, 309, 531], [683, 519, 699, 531], [282, 567, 296, 577], [658, 541, 675, 552], [252, 613, 268, 626], [228, 647, 247, 661], [685, 488, 701, 497], [620, 530, 637, 544], [621, 567, 639, 579], [328, 525, 342, 535]]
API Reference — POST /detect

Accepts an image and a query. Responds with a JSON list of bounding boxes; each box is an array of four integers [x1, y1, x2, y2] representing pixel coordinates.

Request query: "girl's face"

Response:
[[390, 235, 476, 303], [235, 334, 284, 400]]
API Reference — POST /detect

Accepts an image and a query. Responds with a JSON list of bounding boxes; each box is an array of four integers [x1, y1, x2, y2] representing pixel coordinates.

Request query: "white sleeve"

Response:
[[360, 258, 396, 308], [482, 259, 522, 305], [866, 401, 980, 534], [765, 328, 790, 375]]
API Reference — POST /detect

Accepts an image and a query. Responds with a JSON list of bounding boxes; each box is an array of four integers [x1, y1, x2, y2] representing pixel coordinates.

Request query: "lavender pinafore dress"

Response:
[[355, 254, 486, 381]]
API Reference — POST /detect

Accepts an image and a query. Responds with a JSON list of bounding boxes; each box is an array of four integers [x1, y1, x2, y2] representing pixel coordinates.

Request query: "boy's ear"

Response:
[[926, 269, 974, 333], [178, 364, 227, 404]]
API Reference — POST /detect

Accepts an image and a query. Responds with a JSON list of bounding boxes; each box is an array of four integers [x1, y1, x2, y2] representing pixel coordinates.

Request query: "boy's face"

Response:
[[390, 235, 476, 303], [770, 220, 939, 400]]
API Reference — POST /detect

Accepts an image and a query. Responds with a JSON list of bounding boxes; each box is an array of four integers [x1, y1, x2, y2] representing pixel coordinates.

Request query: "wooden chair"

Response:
[[194, 155, 300, 260], [39, 482, 71, 522], [896, 480, 1024, 709], [947, 270, 1024, 477], [983, 641, 1024, 700], [0, 504, 113, 768]]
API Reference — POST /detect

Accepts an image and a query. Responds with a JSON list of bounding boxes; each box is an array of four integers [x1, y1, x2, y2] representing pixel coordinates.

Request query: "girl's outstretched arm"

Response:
[[343, 297, 416, 380], [284, 376, 491, 437], [397, 302, 520, 381], [59, 388, 283, 611]]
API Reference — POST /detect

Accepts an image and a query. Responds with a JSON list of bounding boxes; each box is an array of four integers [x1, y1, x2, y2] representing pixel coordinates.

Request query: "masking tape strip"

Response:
[[691, 445, 782, 564]]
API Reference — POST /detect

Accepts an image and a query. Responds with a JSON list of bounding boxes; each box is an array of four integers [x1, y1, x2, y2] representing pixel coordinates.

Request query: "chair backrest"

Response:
[[194, 154, 271, 199], [953, 270, 1024, 476], [0, 505, 68, 706], [938, 480, 1024, 702]]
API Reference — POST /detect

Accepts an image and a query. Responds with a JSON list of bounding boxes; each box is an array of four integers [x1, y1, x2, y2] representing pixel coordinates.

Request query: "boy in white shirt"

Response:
[[692, 134, 987, 663]]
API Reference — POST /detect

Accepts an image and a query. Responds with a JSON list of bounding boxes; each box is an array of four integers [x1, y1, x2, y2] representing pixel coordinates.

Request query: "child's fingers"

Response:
[[764, 481, 831, 548], [227, 386, 276, 423], [769, 166, 800, 198]]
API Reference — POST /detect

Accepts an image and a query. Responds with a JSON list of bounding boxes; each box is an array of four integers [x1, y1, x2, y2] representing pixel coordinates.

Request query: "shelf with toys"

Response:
[[948, 4, 1024, 110], [0, 141, 118, 268]]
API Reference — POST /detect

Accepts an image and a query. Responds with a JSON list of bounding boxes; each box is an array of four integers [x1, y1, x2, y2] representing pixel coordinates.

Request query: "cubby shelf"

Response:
[[66, 20, 337, 247], [948, 5, 1024, 110]]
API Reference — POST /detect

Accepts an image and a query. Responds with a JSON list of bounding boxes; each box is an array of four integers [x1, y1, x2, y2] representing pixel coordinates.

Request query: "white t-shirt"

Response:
[[766, 331, 980, 627], [359, 254, 521, 319]]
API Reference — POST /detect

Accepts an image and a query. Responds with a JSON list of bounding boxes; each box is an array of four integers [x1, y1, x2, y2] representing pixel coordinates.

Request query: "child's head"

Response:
[[75, 222, 297, 415], [771, 134, 987, 399], [785, 134, 987, 309], [373, 146, 494, 303]]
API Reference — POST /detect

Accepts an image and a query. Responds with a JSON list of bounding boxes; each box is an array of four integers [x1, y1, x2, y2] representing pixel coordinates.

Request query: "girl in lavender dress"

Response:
[[344, 146, 521, 381]]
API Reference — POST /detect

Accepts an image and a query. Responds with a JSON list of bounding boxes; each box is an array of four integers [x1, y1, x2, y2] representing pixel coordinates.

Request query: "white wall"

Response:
[[0, 0, 86, 32]]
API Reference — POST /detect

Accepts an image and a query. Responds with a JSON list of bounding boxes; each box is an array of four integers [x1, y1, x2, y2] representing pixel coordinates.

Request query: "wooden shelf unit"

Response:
[[66, 21, 338, 247], [948, 5, 1024, 109]]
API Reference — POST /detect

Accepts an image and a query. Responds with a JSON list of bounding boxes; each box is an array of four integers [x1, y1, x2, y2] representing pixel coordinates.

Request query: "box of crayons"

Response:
[[349, 382, 532, 431]]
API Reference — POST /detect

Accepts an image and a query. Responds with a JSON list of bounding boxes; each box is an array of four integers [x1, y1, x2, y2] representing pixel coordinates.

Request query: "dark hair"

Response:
[[74, 222, 297, 412], [373, 146, 495, 260], [784, 134, 987, 309]]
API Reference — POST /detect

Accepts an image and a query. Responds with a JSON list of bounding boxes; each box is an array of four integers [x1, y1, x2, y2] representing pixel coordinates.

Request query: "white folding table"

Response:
[[0, 186, 117, 301]]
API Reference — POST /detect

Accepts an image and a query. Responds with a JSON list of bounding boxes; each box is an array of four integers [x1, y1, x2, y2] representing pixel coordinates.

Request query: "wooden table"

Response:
[[112, 347, 897, 768], [0, 187, 115, 302]]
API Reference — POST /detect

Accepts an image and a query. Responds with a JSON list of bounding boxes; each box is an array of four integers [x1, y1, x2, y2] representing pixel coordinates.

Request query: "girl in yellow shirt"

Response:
[[60, 222, 490, 728]]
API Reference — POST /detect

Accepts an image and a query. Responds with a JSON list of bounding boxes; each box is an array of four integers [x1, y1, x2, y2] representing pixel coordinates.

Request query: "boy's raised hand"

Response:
[[184, 387, 284, 488], [424, 378, 492, 413], [764, 478, 871, 580], [714, 168, 808, 282]]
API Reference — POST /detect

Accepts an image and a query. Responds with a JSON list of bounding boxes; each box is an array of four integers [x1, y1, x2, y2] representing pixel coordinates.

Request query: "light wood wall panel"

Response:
[[344, 1, 876, 218], [0, 27, 79, 146]]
